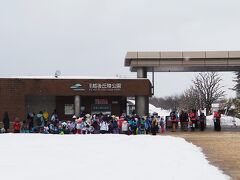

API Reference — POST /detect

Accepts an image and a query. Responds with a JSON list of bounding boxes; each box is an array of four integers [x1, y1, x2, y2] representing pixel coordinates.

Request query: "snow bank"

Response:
[[207, 115, 240, 126], [0, 134, 229, 180], [149, 103, 171, 117], [128, 99, 170, 117]]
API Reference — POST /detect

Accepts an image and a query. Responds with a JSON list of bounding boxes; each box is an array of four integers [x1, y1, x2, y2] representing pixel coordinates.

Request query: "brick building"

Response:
[[0, 77, 151, 123]]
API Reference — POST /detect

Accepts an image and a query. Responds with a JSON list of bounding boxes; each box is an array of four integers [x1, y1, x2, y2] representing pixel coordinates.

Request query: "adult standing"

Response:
[[213, 111, 221, 131], [179, 110, 188, 131], [2, 112, 10, 133], [189, 109, 197, 131], [199, 113, 206, 131], [170, 111, 178, 132]]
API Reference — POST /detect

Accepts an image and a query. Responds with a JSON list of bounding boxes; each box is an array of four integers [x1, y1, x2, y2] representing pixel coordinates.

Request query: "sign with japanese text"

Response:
[[89, 83, 122, 92]]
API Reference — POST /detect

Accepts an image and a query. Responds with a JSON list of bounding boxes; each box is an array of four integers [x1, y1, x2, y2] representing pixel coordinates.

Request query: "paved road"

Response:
[[165, 129, 240, 180]]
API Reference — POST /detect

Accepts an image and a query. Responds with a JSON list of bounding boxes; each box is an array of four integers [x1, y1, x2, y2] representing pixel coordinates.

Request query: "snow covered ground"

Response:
[[0, 134, 229, 180]]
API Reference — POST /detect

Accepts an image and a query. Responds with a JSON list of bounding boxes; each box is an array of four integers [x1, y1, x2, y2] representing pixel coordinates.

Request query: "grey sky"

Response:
[[0, 0, 239, 97]]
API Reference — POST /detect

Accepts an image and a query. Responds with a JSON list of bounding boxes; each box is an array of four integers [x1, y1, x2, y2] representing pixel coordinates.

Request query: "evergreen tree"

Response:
[[233, 98, 240, 118], [233, 71, 240, 98]]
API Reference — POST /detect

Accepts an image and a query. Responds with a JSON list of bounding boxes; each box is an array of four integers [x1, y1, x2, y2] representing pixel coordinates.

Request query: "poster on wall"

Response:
[[64, 104, 74, 115]]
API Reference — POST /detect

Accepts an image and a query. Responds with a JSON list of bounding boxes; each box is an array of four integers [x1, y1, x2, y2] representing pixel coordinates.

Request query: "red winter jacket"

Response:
[[13, 121, 21, 131], [214, 112, 221, 119], [189, 112, 197, 121]]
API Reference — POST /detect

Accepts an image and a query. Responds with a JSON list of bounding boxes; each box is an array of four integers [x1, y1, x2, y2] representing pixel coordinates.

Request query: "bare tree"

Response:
[[192, 72, 225, 115], [179, 86, 203, 111], [164, 95, 180, 111], [161, 96, 181, 111], [149, 97, 161, 107]]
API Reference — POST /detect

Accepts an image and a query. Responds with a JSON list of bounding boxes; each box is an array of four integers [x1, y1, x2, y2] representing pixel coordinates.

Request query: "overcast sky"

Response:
[[0, 0, 239, 97]]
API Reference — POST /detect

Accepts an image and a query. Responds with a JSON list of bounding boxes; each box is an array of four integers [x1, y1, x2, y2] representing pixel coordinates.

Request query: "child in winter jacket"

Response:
[[151, 117, 158, 135], [159, 117, 165, 133], [121, 121, 128, 135], [145, 117, 151, 134], [13, 118, 21, 133], [100, 121, 109, 134]]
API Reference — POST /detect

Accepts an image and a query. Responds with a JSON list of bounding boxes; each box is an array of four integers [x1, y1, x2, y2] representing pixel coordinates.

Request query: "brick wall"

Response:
[[0, 78, 151, 125], [0, 79, 25, 123]]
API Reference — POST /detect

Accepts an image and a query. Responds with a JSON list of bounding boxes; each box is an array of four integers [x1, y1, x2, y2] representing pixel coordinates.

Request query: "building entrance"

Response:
[[25, 95, 56, 116]]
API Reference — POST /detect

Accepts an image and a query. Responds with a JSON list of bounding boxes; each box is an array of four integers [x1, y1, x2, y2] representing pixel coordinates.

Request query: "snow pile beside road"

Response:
[[149, 103, 171, 117], [207, 115, 240, 126]]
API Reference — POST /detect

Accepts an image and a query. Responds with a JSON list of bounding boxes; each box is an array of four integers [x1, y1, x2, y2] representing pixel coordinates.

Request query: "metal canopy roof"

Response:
[[125, 51, 240, 72]]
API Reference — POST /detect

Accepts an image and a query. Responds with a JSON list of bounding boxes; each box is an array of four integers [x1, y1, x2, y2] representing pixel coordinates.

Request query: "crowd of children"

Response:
[[2, 111, 164, 135], [1, 109, 221, 134]]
